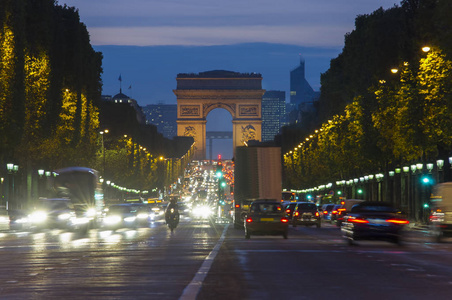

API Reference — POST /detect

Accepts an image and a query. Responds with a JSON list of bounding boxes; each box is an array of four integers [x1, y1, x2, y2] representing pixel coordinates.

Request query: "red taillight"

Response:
[[386, 219, 409, 225], [323, 211, 328, 214], [294, 211, 299, 217], [332, 210, 338, 214], [315, 212, 319, 217], [235, 204, 240, 208], [246, 218, 253, 223], [286, 209, 291, 214], [281, 218, 289, 223], [348, 217, 369, 224]]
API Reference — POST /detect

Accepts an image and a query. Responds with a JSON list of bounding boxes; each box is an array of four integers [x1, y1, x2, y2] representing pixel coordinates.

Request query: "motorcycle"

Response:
[[166, 207, 179, 233]]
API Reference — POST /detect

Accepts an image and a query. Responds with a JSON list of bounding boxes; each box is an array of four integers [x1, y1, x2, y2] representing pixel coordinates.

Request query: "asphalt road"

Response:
[[0, 218, 451, 300]]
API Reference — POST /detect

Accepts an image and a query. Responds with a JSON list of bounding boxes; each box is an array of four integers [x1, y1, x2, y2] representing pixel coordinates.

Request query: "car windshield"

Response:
[[38, 200, 70, 210], [108, 206, 136, 214], [251, 203, 282, 213]]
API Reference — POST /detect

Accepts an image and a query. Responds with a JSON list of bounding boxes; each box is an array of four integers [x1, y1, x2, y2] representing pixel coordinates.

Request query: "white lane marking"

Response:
[[179, 224, 229, 300]]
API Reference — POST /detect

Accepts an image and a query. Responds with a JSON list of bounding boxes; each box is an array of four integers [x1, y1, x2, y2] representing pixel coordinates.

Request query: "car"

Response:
[[284, 202, 298, 221], [129, 203, 155, 227], [28, 198, 76, 230], [341, 201, 409, 245], [335, 199, 365, 227], [103, 204, 140, 229], [321, 204, 335, 221], [330, 204, 342, 224], [292, 202, 321, 228], [244, 200, 289, 239]]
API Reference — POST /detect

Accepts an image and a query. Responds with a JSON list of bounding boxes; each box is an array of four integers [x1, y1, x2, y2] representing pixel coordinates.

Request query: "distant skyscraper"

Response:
[[142, 104, 177, 139], [262, 91, 286, 142], [290, 58, 319, 112]]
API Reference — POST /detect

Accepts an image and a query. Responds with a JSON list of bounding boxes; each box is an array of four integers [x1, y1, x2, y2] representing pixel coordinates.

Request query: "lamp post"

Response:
[[6, 164, 18, 210], [100, 129, 109, 176]]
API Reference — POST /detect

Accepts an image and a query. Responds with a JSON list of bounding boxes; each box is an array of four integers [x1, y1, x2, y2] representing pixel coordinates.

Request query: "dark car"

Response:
[[330, 204, 342, 224], [284, 202, 298, 221], [321, 204, 335, 221], [28, 198, 75, 230], [129, 203, 155, 227], [341, 201, 409, 245], [103, 204, 139, 229], [244, 200, 289, 239], [292, 202, 321, 228]]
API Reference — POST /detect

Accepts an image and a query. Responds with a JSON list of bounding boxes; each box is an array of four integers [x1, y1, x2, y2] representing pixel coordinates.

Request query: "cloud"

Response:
[[89, 25, 349, 47]]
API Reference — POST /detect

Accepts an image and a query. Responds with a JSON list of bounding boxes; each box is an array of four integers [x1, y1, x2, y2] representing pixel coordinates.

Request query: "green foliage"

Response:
[[0, 0, 102, 170], [283, 0, 452, 190]]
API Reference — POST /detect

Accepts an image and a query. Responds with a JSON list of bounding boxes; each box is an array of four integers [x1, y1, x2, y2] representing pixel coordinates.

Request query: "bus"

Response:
[[51, 167, 104, 229]]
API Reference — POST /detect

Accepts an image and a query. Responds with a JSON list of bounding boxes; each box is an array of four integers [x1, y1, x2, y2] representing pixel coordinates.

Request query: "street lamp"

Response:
[[100, 129, 109, 176], [6, 163, 18, 209], [422, 46, 431, 53]]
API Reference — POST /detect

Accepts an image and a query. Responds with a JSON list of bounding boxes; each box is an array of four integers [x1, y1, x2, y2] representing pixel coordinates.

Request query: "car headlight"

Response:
[[29, 211, 48, 223], [124, 216, 136, 222], [137, 213, 149, 219], [104, 215, 121, 225], [192, 206, 212, 218], [58, 213, 72, 220], [86, 208, 97, 217]]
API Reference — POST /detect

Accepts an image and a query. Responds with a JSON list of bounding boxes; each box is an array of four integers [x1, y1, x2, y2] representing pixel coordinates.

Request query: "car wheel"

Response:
[[283, 232, 288, 239], [245, 231, 250, 239], [316, 222, 321, 228], [346, 238, 355, 246]]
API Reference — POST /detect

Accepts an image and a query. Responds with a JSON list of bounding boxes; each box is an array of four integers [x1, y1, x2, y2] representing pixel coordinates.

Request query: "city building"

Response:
[[290, 58, 320, 112], [101, 90, 147, 125], [142, 104, 177, 139], [262, 91, 287, 142]]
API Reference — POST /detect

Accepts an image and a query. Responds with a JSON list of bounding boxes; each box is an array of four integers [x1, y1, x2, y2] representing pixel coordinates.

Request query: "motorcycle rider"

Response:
[[165, 196, 180, 232]]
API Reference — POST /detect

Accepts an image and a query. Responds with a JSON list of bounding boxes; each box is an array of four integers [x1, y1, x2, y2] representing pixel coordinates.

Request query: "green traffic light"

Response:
[[216, 171, 222, 178], [221, 182, 226, 187], [421, 176, 431, 184], [357, 189, 363, 194]]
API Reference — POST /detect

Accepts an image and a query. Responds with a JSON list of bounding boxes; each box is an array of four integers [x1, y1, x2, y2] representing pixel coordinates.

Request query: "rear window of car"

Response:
[[351, 205, 398, 213], [297, 203, 317, 210], [251, 203, 282, 213]]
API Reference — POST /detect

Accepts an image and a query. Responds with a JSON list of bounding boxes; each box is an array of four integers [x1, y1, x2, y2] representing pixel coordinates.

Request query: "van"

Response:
[[429, 182, 452, 242]]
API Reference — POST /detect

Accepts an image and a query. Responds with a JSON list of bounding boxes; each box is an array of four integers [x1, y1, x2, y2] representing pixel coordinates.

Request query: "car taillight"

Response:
[[332, 210, 337, 214], [315, 212, 319, 217], [348, 217, 369, 224], [235, 204, 240, 208], [323, 211, 328, 214], [294, 211, 299, 217], [386, 219, 409, 225], [281, 218, 289, 223], [286, 209, 291, 214], [246, 218, 253, 223]]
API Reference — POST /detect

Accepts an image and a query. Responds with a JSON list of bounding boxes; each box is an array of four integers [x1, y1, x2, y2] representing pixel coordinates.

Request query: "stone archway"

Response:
[[174, 70, 265, 160]]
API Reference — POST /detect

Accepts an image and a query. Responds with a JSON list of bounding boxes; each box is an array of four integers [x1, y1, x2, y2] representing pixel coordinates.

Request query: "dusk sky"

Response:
[[60, 0, 400, 158]]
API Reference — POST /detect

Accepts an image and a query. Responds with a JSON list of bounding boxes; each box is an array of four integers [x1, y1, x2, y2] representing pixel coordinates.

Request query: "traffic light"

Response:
[[216, 162, 223, 178], [421, 175, 433, 185]]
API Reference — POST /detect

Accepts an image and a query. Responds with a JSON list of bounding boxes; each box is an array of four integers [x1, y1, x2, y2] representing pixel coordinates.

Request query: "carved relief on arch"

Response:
[[203, 102, 236, 118]]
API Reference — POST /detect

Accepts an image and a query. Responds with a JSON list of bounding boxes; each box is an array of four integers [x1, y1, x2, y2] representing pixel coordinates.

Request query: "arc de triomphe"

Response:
[[174, 70, 265, 160]]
